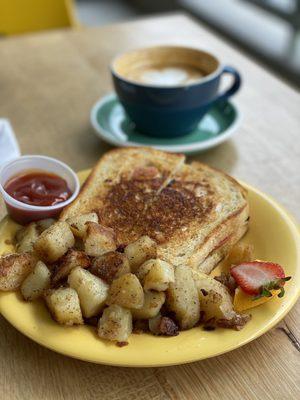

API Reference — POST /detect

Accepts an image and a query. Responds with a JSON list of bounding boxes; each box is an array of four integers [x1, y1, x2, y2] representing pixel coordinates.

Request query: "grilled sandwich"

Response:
[[61, 147, 249, 273]]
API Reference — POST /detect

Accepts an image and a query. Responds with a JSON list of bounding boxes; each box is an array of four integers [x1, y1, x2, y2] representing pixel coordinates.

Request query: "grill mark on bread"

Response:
[[98, 177, 213, 245], [98, 177, 165, 243]]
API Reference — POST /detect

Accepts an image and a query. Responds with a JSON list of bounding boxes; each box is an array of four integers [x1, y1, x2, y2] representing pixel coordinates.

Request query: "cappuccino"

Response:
[[125, 64, 205, 86], [112, 46, 219, 88]]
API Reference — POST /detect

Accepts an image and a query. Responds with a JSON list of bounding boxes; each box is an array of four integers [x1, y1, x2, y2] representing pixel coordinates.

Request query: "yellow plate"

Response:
[[0, 170, 299, 367]]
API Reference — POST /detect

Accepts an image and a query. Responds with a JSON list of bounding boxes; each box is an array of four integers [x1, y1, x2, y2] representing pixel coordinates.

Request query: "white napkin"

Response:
[[0, 119, 21, 167]]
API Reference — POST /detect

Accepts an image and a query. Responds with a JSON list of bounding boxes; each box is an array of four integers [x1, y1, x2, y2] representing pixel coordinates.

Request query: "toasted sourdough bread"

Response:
[[60, 147, 185, 221], [61, 148, 249, 273]]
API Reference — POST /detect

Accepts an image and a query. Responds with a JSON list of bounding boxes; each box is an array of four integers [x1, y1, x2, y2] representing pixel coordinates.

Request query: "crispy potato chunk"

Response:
[[68, 267, 109, 318], [36, 218, 56, 233], [84, 222, 116, 257], [124, 236, 157, 272], [132, 290, 165, 319], [52, 249, 90, 284], [142, 259, 175, 291], [107, 273, 144, 309], [193, 271, 235, 321], [90, 252, 130, 284], [135, 260, 152, 282], [66, 212, 98, 238], [0, 253, 36, 291], [149, 314, 179, 336], [166, 265, 200, 330], [223, 243, 254, 270], [16, 223, 39, 253], [193, 271, 250, 330], [15, 226, 27, 244], [21, 261, 51, 301], [34, 221, 74, 263], [44, 287, 83, 325], [98, 304, 132, 342]]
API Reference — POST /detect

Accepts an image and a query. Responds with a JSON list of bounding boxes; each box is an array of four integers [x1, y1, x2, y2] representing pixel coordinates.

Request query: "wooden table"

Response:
[[0, 13, 299, 400]]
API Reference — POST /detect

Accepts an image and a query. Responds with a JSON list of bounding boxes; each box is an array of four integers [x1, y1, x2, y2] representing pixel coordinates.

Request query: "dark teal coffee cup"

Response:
[[111, 46, 241, 138]]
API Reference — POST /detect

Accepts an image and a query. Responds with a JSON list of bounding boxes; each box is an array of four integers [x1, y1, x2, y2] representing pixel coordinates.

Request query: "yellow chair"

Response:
[[0, 0, 79, 36]]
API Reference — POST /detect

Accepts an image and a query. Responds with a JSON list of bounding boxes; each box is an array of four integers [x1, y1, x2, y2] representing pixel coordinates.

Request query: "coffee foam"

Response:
[[142, 68, 194, 86], [126, 65, 205, 86]]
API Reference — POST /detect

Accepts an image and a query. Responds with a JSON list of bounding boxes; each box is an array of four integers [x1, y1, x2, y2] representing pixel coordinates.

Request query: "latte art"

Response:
[[126, 65, 205, 86]]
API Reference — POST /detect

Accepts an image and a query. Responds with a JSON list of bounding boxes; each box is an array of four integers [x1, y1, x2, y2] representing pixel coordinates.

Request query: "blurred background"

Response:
[[1, 0, 300, 88]]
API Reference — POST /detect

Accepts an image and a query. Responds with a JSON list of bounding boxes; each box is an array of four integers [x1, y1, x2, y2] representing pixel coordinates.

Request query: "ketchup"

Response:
[[5, 170, 72, 207]]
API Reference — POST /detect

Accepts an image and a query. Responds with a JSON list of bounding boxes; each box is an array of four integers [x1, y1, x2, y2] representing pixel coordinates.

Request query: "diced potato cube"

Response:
[[98, 304, 132, 342], [66, 212, 98, 238], [143, 259, 175, 291], [223, 243, 254, 270], [36, 218, 56, 233], [124, 236, 157, 272], [166, 265, 200, 330], [193, 271, 235, 321], [21, 261, 51, 301], [148, 313, 162, 335], [15, 226, 27, 244], [0, 253, 36, 291], [16, 222, 39, 253], [107, 273, 144, 309], [90, 252, 130, 284], [44, 287, 83, 325], [132, 290, 165, 319], [135, 260, 152, 282], [52, 249, 90, 284], [149, 314, 179, 336], [68, 267, 109, 318], [84, 222, 116, 257], [34, 221, 74, 263]]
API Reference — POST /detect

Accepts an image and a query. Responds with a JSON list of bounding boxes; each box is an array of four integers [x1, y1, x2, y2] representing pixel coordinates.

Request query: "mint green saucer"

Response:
[[91, 93, 241, 154]]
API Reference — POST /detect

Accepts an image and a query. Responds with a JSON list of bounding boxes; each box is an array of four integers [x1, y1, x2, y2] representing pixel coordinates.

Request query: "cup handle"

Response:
[[216, 65, 241, 102]]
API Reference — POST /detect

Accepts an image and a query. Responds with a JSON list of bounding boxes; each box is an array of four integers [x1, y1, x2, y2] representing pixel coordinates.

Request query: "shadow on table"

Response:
[[190, 140, 238, 174], [74, 126, 114, 170]]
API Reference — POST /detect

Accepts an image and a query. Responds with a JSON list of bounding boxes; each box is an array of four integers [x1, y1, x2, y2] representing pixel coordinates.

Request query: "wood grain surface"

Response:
[[0, 13, 299, 400]]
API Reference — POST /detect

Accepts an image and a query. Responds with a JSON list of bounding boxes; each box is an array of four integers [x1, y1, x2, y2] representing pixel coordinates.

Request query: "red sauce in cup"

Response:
[[5, 171, 72, 207]]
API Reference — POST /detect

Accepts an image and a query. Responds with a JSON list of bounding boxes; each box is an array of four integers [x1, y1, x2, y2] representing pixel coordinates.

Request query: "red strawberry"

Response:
[[230, 261, 291, 298]]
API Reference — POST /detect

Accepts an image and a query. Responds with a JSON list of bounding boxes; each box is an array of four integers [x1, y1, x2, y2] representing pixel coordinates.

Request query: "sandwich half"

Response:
[[61, 147, 249, 274]]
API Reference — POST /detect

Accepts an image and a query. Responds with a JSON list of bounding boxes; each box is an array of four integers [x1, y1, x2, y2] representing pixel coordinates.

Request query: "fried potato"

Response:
[[20, 261, 51, 301], [0, 253, 36, 291], [142, 259, 175, 291], [148, 314, 179, 336], [135, 260, 152, 282], [223, 243, 254, 270], [84, 222, 116, 257], [131, 290, 165, 319], [90, 252, 130, 284], [34, 221, 75, 263], [68, 267, 109, 318], [98, 304, 132, 342], [52, 249, 90, 284], [192, 271, 235, 320], [107, 273, 144, 309], [16, 222, 39, 253], [15, 226, 27, 244], [36, 218, 56, 233], [124, 236, 157, 272], [166, 265, 200, 330], [44, 287, 83, 325], [66, 212, 98, 238]]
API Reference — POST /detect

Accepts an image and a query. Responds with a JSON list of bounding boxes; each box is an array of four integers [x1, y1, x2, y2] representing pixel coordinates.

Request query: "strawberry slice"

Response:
[[230, 261, 291, 298]]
